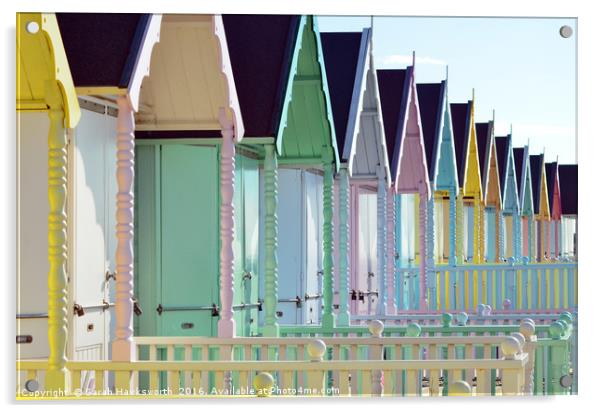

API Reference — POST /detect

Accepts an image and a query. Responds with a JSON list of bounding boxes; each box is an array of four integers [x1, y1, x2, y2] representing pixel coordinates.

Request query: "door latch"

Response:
[[73, 303, 85, 317], [211, 303, 220, 317], [351, 290, 357, 300], [105, 271, 116, 282], [133, 298, 142, 316], [242, 271, 252, 281]]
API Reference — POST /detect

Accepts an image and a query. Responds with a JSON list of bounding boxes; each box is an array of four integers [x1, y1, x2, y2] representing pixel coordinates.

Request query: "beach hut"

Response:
[[450, 97, 482, 266], [495, 133, 521, 259], [530, 154, 551, 262], [417, 78, 459, 310], [17, 12, 82, 391], [558, 164, 578, 259], [321, 29, 391, 320], [52, 17, 162, 387], [545, 161, 562, 258], [377, 59, 430, 311], [475, 119, 502, 263], [514, 145, 536, 259], [226, 16, 339, 331]]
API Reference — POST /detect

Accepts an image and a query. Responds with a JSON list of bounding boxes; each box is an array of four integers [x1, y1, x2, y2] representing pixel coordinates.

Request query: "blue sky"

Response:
[[318, 16, 577, 164]]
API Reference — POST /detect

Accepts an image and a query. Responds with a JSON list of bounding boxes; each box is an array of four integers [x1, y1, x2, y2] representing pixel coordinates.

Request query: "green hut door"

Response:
[[160, 145, 218, 337]]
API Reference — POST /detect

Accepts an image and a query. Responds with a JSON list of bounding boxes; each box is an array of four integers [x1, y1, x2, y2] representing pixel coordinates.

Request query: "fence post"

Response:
[[548, 321, 571, 395], [307, 339, 327, 395], [369, 320, 384, 396], [501, 336, 524, 396], [519, 320, 537, 395]]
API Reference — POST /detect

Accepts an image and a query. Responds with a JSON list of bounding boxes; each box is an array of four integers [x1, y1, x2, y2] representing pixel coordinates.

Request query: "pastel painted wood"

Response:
[[321, 28, 391, 318], [17, 12, 82, 391]]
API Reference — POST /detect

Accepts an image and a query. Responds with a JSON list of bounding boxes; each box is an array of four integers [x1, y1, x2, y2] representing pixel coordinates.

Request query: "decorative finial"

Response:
[[412, 50, 416, 67], [446, 65, 449, 81], [472, 88, 475, 102]]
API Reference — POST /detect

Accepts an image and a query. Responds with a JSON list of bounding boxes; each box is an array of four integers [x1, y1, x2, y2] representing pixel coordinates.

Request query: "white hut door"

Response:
[[304, 170, 323, 325], [276, 169, 303, 325], [71, 107, 116, 371]]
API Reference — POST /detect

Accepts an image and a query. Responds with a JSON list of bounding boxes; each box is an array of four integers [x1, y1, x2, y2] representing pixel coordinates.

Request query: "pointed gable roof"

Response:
[[558, 164, 577, 215], [320, 31, 363, 161], [530, 154, 544, 214], [545, 162, 559, 214], [417, 82, 445, 181], [450, 102, 471, 185], [514, 147, 525, 195], [475, 122, 492, 184], [377, 69, 409, 180], [495, 135, 511, 197], [57, 13, 152, 89], [223, 15, 300, 138]]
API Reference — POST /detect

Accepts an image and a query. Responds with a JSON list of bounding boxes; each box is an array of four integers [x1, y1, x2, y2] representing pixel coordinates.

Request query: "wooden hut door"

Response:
[[158, 145, 218, 337], [233, 154, 260, 336], [70, 107, 117, 365], [276, 169, 304, 325], [304, 170, 323, 325], [356, 189, 378, 315]]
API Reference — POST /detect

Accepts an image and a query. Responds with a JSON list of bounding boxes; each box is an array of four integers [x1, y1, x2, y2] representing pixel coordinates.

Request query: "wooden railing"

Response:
[[393, 260, 577, 312], [279, 315, 575, 395], [16, 331, 530, 397]]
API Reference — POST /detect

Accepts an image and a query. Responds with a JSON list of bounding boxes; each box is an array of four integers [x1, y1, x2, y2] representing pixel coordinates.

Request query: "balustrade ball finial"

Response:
[[519, 320, 536, 339], [449, 380, 472, 396], [368, 320, 385, 337], [501, 336, 522, 359], [508, 256, 516, 265], [549, 321, 564, 339], [253, 372, 274, 397], [476, 303, 486, 317], [557, 319, 569, 334], [483, 305, 492, 316], [522, 256, 530, 265], [456, 312, 468, 326], [560, 312, 573, 324], [510, 332, 526, 350], [406, 322, 421, 337], [503, 299, 511, 310], [307, 339, 327, 361], [441, 313, 453, 327]]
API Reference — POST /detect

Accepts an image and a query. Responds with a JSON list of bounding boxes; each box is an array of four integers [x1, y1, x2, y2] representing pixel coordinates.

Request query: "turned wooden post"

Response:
[[513, 211, 522, 259], [337, 168, 351, 326], [473, 199, 482, 264], [376, 169, 387, 316], [426, 192, 436, 311], [386, 186, 397, 314], [448, 188, 457, 310], [112, 96, 137, 391], [307, 339, 327, 394], [456, 192, 465, 265], [263, 144, 279, 336], [418, 182, 428, 311], [321, 148, 336, 328], [519, 320, 537, 394], [217, 110, 236, 338], [498, 209, 506, 261], [45, 81, 69, 392]]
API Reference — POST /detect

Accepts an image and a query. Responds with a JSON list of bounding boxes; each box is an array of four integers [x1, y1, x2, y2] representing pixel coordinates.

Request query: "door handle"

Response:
[[242, 271, 252, 281]]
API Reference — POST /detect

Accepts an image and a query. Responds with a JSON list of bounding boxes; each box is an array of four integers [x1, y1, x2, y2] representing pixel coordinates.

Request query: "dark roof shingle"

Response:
[[57, 13, 149, 88], [558, 164, 577, 215], [450, 102, 471, 183], [320, 32, 363, 160], [223, 15, 301, 138], [377, 69, 408, 176], [417, 82, 445, 181], [530, 154, 544, 214], [495, 136, 510, 196]]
